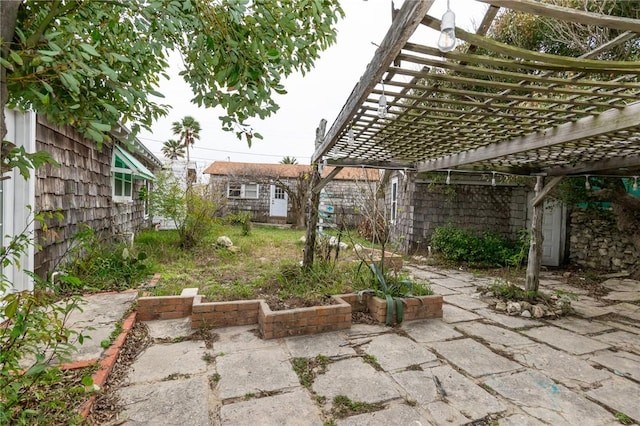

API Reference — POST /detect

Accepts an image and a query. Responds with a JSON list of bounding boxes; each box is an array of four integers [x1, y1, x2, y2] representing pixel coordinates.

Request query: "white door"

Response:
[[269, 185, 288, 217], [527, 194, 566, 267]]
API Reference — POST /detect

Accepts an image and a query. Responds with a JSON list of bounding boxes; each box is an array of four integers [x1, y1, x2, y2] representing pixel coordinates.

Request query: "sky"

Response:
[[137, 0, 489, 174]]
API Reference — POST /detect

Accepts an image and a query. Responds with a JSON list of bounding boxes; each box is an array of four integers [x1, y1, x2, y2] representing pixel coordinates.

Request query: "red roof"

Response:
[[202, 161, 380, 181]]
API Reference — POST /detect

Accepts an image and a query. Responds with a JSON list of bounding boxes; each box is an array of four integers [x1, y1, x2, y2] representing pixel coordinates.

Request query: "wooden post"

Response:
[[303, 120, 326, 269], [525, 176, 544, 292]]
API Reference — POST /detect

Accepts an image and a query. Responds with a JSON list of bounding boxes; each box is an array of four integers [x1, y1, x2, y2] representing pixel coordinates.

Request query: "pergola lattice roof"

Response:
[[312, 0, 640, 177]]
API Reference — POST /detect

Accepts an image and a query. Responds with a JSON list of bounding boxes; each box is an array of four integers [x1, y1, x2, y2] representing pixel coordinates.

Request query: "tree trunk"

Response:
[[1, 1, 21, 142], [302, 164, 321, 269], [525, 176, 544, 292]]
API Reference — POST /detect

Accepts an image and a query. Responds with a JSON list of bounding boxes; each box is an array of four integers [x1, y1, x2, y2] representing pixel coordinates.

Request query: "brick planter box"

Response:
[[259, 296, 352, 339], [137, 288, 442, 338], [337, 292, 443, 325]]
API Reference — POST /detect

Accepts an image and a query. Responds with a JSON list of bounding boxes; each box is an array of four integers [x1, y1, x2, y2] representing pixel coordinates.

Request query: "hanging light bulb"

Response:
[[633, 176, 638, 191], [378, 81, 388, 118], [585, 175, 591, 190], [437, 0, 456, 53], [491, 172, 496, 187], [446, 170, 451, 185], [348, 126, 355, 144]]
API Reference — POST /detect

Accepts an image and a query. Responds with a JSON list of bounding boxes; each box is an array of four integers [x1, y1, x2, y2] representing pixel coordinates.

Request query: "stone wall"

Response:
[[34, 117, 154, 278], [389, 172, 528, 254], [569, 209, 639, 272]]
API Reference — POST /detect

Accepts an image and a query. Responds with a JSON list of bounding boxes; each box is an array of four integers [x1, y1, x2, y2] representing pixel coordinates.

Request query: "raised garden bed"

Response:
[[137, 288, 443, 339]]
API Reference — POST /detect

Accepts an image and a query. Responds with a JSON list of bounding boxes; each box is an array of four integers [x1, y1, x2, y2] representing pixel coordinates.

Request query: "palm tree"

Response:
[[161, 139, 186, 161], [280, 156, 298, 165], [171, 116, 201, 165]]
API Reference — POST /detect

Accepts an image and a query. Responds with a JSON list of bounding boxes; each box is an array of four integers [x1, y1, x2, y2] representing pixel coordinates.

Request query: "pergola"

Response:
[[307, 0, 640, 290]]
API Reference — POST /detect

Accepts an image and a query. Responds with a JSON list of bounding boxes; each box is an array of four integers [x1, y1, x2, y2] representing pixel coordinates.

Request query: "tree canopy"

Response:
[[1, 0, 344, 146]]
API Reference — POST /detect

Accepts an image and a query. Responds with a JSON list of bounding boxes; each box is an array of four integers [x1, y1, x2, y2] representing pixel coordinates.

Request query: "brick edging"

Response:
[[79, 311, 137, 419]]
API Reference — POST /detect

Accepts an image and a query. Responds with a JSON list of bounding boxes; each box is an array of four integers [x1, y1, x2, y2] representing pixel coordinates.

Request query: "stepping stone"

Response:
[[587, 378, 640, 424], [513, 344, 611, 389], [609, 302, 640, 321], [220, 389, 323, 426], [592, 330, 640, 354], [392, 365, 506, 423], [552, 317, 614, 335], [128, 341, 210, 384], [571, 300, 613, 318], [523, 326, 610, 355], [430, 338, 521, 378], [312, 358, 400, 404], [499, 413, 547, 425], [362, 333, 438, 371], [601, 278, 640, 292], [442, 304, 482, 323], [214, 325, 279, 354], [603, 291, 640, 302], [337, 403, 428, 426], [216, 346, 300, 400], [474, 308, 543, 329], [144, 317, 192, 340], [402, 319, 462, 343], [118, 376, 212, 425], [484, 370, 613, 425], [432, 277, 474, 289], [589, 350, 640, 382], [444, 294, 487, 310], [455, 322, 536, 353], [285, 331, 355, 358]]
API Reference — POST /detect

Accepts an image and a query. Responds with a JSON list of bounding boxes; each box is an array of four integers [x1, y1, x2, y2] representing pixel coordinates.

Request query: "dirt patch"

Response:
[[262, 294, 336, 311], [88, 321, 152, 424]]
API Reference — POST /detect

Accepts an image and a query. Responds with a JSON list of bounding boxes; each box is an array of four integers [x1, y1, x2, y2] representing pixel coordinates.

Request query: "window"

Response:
[[274, 187, 286, 200], [112, 146, 155, 203], [391, 177, 398, 224], [227, 183, 259, 199]]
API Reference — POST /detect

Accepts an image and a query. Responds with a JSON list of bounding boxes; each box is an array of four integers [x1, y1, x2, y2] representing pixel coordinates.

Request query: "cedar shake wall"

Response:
[[34, 117, 152, 278], [389, 172, 528, 254]]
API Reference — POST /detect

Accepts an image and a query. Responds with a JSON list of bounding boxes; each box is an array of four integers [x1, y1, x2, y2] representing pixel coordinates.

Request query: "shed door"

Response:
[[269, 185, 288, 217], [527, 195, 566, 267]]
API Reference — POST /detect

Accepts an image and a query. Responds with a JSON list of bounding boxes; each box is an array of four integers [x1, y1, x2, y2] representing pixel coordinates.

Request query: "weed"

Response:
[[615, 412, 633, 425], [404, 397, 417, 407], [323, 420, 336, 426], [202, 353, 216, 364], [163, 373, 191, 381], [332, 395, 384, 419], [244, 392, 255, 400], [291, 355, 331, 388], [210, 373, 220, 383], [405, 364, 423, 371], [362, 354, 382, 371]]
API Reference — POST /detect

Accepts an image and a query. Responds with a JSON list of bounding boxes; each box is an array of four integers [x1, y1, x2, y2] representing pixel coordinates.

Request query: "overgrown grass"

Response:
[[136, 224, 377, 302]]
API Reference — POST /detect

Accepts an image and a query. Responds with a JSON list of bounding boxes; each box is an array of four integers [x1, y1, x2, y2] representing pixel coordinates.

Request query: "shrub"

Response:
[[430, 225, 526, 267], [60, 226, 150, 293]]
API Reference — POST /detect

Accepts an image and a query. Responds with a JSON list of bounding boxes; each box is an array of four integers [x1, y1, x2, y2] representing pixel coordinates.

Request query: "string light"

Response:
[[633, 176, 638, 191], [437, 0, 456, 52], [585, 175, 591, 190], [378, 80, 387, 118], [491, 171, 496, 186], [348, 126, 355, 144], [446, 170, 451, 185]]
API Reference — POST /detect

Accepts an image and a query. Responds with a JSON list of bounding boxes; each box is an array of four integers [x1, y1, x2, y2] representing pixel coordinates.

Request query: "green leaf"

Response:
[[4, 298, 18, 318], [80, 43, 100, 56], [81, 375, 94, 387], [0, 56, 14, 71], [9, 50, 23, 66], [90, 121, 112, 132]]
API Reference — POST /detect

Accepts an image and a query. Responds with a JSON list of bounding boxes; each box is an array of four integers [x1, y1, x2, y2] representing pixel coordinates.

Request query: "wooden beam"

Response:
[[422, 15, 640, 71], [478, 0, 640, 34], [327, 158, 415, 170], [543, 154, 640, 176], [531, 176, 563, 207], [417, 101, 640, 172], [311, 0, 434, 163], [312, 166, 343, 194]]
